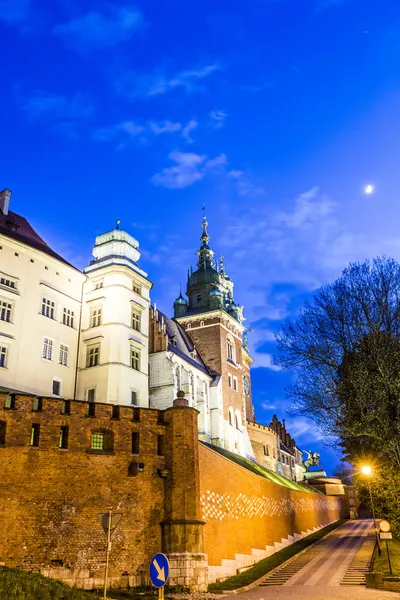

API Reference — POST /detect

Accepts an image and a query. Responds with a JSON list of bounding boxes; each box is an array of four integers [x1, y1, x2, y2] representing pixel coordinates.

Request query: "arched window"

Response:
[[227, 335, 236, 363], [235, 410, 242, 430], [228, 407, 234, 426], [200, 320, 204, 327]]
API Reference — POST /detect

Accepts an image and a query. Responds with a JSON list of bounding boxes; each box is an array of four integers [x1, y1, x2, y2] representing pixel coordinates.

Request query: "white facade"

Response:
[[0, 192, 151, 406], [77, 229, 152, 406], [149, 350, 217, 441], [0, 227, 85, 398]]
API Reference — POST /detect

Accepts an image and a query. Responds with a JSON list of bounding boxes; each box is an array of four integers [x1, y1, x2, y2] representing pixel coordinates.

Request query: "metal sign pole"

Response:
[[386, 540, 393, 575], [103, 510, 112, 600]]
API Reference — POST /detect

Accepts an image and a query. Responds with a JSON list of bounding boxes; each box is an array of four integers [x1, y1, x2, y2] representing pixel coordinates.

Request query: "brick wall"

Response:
[[199, 443, 342, 581], [0, 392, 206, 590]]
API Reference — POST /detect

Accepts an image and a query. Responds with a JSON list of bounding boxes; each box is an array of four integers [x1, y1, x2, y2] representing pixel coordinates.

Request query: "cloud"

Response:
[[149, 121, 182, 135], [151, 152, 227, 189], [53, 6, 144, 47], [0, 0, 28, 23], [252, 353, 282, 371], [24, 91, 94, 121], [228, 170, 265, 197], [117, 64, 220, 99], [181, 120, 198, 144], [210, 110, 227, 129], [93, 118, 199, 146]]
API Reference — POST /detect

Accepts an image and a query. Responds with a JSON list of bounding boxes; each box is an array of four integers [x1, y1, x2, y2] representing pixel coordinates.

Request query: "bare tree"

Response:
[[274, 256, 400, 464]]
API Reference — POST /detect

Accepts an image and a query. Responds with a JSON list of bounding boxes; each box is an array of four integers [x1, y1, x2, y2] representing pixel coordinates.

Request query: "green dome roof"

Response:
[[174, 293, 188, 306]]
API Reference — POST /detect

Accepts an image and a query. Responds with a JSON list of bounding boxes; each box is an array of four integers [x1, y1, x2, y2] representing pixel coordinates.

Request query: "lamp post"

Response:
[[361, 465, 381, 556]]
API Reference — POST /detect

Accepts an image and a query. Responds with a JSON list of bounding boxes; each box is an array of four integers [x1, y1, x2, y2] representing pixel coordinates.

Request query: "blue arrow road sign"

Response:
[[149, 553, 169, 588]]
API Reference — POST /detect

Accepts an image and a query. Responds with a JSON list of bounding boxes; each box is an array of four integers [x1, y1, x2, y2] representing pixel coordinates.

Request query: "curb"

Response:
[[213, 520, 345, 595]]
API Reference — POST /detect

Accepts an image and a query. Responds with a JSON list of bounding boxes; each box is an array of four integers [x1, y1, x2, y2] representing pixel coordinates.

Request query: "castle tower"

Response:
[[173, 214, 255, 456], [77, 223, 152, 406]]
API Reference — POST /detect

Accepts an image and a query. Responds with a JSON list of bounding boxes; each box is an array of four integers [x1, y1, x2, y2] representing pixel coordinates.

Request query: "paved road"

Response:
[[232, 520, 400, 600]]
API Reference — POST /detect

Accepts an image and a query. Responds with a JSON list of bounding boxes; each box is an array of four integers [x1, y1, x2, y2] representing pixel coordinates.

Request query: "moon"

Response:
[[364, 184, 374, 195]]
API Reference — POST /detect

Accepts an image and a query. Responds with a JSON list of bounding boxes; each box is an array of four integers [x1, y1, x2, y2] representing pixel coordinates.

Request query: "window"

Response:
[[227, 335, 235, 363], [132, 432, 140, 454], [131, 391, 137, 406], [0, 421, 6, 445], [91, 308, 102, 328], [33, 396, 42, 411], [233, 376, 238, 391], [132, 282, 141, 294], [5, 394, 15, 409], [228, 373, 232, 388], [87, 402, 96, 417], [42, 338, 53, 360], [200, 320, 204, 327], [196, 294, 202, 302], [131, 348, 140, 371], [91, 432, 104, 450], [235, 411, 242, 430], [87, 388, 96, 403], [41, 298, 55, 319], [157, 435, 165, 456], [59, 344, 68, 366], [0, 345, 7, 368], [131, 309, 140, 331], [93, 280, 103, 290], [228, 407, 234, 426], [61, 400, 71, 415], [111, 405, 120, 419], [91, 430, 113, 452], [52, 380, 61, 396], [86, 345, 100, 368], [62, 308, 75, 328], [132, 407, 140, 422], [263, 444, 269, 456], [0, 275, 17, 289], [30, 424, 40, 447], [0, 299, 12, 323], [59, 426, 69, 449]]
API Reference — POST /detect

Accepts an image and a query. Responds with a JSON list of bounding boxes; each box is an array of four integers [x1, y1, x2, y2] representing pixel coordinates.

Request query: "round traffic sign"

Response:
[[380, 520, 391, 533], [149, 553, 169, 588]]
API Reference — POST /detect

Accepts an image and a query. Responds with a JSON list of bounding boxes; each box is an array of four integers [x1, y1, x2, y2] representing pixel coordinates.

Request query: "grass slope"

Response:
[[0, 567, 98, 600], [208, 519, 346, 591], [373, 529, 400, 576], [200, 442, 313, 492]]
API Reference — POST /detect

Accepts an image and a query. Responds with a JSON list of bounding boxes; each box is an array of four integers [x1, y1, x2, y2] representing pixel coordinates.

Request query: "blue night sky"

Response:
[[2, 0, 400, 474]]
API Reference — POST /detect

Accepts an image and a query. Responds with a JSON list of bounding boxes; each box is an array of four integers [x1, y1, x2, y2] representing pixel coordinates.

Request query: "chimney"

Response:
[[0, 189, 11, 216]]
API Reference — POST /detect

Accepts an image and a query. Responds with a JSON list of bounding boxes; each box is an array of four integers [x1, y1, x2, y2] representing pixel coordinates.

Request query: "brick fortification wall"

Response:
[[0, 392, 207, 591], [199, 444, 342, 582]]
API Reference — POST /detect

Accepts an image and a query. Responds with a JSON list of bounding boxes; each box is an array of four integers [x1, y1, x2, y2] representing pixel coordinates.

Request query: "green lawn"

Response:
[[373, 531, 400, 576], [208, 519, 346, 591], [0, 567, 97, 600]]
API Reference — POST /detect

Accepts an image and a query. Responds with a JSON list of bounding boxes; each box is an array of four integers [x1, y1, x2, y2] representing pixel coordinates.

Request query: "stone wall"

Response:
[[199, 443, 343, 582]]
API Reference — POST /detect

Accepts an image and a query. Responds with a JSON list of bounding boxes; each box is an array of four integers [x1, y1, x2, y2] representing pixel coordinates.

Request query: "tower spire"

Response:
[[197, 206, 214, 268]]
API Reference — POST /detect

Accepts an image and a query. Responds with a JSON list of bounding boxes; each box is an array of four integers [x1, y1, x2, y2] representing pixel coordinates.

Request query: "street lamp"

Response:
[[361, 465, 381, 555]]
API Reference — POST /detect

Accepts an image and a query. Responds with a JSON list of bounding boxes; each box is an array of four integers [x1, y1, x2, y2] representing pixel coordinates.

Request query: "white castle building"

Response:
[[0, 188, 305, 480]]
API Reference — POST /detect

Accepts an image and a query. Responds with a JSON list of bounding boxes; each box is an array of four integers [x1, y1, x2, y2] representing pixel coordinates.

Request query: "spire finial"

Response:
[[220, 255, 225, 274], [116, 219, 121, 230]]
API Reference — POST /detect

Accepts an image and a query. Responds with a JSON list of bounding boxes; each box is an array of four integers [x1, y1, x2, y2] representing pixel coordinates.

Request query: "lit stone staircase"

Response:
[[341, 530, 376, 586], [259, 532, 334, 586]]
